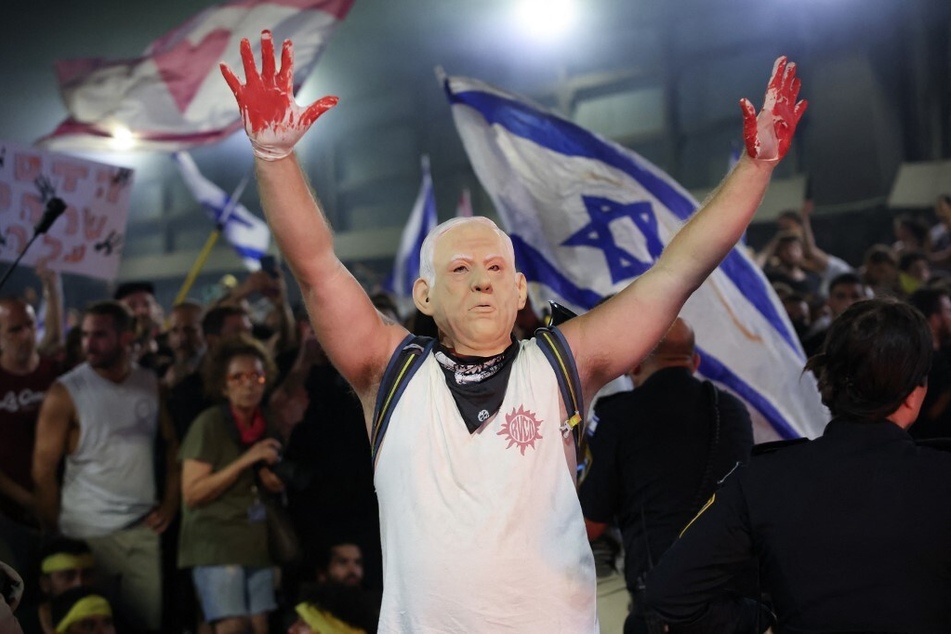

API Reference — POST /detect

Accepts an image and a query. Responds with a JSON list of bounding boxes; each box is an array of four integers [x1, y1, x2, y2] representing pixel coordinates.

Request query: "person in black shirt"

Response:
[[646, 298, 951, 633], [580, 317, 753, 633]]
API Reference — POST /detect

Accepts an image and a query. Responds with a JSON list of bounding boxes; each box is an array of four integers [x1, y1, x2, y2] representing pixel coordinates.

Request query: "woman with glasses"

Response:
[[178, 335, 284, 634]]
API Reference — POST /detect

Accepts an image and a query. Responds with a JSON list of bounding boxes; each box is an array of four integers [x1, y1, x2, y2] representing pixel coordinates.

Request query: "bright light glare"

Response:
[[516, 0, 576, 41], [110, 125, 135, 151]]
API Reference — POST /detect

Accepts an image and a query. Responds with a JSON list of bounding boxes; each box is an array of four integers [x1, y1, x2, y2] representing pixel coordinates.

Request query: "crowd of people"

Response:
[[2, 29, 951, 634], [0, 268, 388, 632], [755, 194, 951, 440]]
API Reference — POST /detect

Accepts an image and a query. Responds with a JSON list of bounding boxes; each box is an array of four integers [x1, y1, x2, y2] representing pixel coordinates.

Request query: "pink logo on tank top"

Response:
[[498, 405, 543, 455]]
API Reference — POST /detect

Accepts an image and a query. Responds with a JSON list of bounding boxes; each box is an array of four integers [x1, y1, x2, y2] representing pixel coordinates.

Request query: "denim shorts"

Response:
[[191, 565, 277, 622]]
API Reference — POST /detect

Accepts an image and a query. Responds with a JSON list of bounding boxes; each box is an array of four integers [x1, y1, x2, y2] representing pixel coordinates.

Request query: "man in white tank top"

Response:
[[220, 31, 806, 631], [33, 301, 180, 632]]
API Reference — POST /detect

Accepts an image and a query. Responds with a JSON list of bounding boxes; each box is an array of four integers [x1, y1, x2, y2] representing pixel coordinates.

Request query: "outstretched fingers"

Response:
[[300, 95, 340, 129], [260, 30, 277, 83], [278, 39, 294, 92], [740, 98, 758, 157], [239, 37, 259, 87], [220, 62, 243, 97], [793, 98, 809, 125]]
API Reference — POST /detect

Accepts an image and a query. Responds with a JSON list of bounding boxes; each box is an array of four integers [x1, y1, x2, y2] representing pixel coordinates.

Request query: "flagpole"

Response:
[[171, 169, 252, 306]]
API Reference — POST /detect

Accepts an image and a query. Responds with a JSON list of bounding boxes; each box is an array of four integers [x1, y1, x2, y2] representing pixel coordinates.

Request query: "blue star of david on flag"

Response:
[[444, 72, 829, 442], [562, 196, 662, 283]]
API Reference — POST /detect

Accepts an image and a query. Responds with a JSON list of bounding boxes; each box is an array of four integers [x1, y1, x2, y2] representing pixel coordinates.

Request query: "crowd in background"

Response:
[[1, 194, 951, 633], [754, 195, 951, 443]]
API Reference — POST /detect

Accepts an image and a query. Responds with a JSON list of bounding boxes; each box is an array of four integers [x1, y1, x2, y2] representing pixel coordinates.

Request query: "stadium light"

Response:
[[110, 125, 135, 151], [515, 0, 577, 42]]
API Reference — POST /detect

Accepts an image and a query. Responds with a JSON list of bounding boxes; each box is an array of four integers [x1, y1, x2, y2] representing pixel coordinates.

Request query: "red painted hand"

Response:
[[221, 30, 338, 161], [740, 56, 808, 162]]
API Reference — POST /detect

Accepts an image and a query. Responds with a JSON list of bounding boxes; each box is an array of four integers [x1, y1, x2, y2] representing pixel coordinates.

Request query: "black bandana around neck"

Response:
[[434, 338, 519, 433]]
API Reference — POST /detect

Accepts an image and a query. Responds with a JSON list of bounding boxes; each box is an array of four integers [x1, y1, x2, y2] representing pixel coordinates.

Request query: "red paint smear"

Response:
[[226, 0, 354, 20], [154, 28, 232, 114], [242, 88, 292, 133]]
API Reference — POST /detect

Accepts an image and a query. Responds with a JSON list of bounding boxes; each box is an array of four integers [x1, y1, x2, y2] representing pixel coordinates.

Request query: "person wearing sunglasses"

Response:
[[178, 335, 285, 634]]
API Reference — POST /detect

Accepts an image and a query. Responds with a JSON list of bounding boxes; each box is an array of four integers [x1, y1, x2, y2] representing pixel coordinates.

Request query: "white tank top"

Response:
[[58, 363, 159, 538], [374, 339, 598, 633]]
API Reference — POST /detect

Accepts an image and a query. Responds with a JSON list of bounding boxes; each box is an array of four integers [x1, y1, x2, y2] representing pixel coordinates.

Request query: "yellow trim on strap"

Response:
[[55, 595, 111, 633], [41, 553, 95, 574], [679, 493, 716, 538]]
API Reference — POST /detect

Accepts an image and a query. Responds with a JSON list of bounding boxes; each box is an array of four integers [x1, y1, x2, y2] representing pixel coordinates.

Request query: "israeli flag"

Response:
[[445, 75, 826, 441], [173, 152, 270, 271], [384, 156, 438, 301]]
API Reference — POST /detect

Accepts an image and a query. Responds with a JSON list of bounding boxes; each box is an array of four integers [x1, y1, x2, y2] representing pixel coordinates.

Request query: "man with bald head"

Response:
[[579, 317, 753, 633]]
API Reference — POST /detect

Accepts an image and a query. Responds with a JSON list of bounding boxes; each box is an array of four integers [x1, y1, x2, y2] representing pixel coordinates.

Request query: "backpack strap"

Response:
[[370, 334, 436, 464], [534, 326, 589, 478]]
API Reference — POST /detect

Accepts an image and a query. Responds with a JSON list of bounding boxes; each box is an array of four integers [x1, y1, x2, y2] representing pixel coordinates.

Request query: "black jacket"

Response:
[[646, 418, 951, 633]]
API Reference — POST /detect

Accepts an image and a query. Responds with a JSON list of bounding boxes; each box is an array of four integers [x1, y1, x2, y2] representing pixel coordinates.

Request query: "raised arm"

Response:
[[563, 57, 808, 400], [221, 31, 407, 400], [35, 261, 63, 356]]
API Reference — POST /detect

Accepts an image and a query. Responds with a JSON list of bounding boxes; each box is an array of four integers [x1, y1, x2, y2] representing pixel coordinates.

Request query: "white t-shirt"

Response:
[[374, 338, 598, 633]]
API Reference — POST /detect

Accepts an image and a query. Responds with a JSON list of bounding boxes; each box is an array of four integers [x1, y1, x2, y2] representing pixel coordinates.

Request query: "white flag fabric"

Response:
[[173, 152, 269, 270], [445, 75, 827, 442], [384, 156, 438, 301], [37, 0, 353, 152]]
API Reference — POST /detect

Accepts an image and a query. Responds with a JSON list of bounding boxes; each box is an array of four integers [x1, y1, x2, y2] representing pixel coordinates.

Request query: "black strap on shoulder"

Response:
[[534, 326, 588, 478], [370, 334, 436, 464]]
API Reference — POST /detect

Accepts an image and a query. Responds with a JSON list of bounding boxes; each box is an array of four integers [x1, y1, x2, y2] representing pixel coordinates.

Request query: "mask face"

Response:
[[425, 222, 525, 356]]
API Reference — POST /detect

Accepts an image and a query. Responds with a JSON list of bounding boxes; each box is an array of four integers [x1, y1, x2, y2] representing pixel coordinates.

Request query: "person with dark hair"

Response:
[[316, 542, 364, 589], [893, 213, 931, 258], [293, 540, 383, 634], [32, 300, 179, 633], [35, 537, 97, 634], [800, 271, 868, 357], [167, 305, 253, 441], [289, 581, 378, 634], [646, 298, 951, 632], [860, 243, 901, 298], [762, 231, 822, 302], [908, 285, 951, 440], [161, 300, 206, 388], [114, 280, 172, 375], [178, 334, 286, 634]]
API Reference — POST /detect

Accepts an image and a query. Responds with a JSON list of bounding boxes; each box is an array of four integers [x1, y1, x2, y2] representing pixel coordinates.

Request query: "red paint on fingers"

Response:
[[740, 98, 759, 158]]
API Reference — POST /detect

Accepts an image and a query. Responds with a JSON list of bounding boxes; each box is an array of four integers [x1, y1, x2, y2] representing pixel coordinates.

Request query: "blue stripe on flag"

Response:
[[448, 87, 801, 357], [698, 346, 801, 440], [511, 235, 602, 309], [233, 244, 266, 262]]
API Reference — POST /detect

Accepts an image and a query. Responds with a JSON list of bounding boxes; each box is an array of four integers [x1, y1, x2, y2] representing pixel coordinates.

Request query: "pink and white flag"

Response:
[[37, 0, 354, 153]]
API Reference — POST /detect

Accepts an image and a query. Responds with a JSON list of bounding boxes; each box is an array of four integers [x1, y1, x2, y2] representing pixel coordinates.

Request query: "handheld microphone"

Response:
[[34, 197, 67, 235]]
